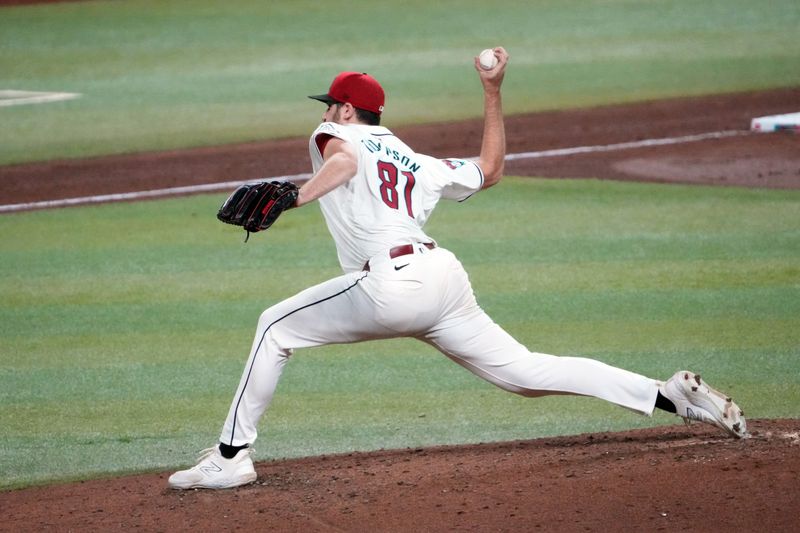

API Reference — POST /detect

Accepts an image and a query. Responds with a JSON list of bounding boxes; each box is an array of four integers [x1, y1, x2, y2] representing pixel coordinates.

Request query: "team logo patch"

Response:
[[442, 159, 466, 169]]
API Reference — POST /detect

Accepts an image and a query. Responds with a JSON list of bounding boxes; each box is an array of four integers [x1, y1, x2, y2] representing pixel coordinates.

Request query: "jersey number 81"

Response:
[[376, 161, 416, 218]]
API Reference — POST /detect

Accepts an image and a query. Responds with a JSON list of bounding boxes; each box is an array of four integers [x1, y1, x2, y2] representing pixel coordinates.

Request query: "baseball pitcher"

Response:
[[170, 47, 746, 489]]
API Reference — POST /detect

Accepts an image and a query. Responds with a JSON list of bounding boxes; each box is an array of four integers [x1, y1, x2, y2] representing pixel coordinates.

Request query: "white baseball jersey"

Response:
[[308, 122, 484, 272]]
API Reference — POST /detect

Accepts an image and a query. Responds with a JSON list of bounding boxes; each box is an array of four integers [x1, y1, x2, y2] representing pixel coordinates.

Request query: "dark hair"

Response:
[[355, 107, 381, 126]]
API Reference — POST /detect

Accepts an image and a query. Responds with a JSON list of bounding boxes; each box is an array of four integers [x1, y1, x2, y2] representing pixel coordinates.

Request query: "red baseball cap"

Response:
[[308, 71, 385, 115]]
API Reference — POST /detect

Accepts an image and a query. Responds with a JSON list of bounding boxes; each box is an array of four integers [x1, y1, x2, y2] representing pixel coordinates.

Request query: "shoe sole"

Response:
[[168, 471, 257, 490], [677, 371, 746, 438]]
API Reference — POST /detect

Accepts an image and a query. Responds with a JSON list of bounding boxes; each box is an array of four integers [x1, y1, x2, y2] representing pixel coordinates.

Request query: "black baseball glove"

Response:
[[217, 180, 299, 241]]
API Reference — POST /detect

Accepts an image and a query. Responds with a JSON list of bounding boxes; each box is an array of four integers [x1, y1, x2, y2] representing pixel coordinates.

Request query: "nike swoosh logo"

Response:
[[394, 263, 410, 271]]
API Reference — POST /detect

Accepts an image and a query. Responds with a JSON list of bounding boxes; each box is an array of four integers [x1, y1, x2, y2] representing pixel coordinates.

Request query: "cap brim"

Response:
[[308, 94, 339, 105]]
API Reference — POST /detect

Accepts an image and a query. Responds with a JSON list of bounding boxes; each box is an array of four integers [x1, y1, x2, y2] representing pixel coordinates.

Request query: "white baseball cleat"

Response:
[[659, 370, 747, 438], [168, 445, 257, 489]]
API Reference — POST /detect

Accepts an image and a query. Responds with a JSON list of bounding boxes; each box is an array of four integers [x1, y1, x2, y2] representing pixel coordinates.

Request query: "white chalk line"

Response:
[[0, 129, 746, 213], [505, 129, 743, 160], [0, 90, 82, 108], [0, 174, 312, 213]]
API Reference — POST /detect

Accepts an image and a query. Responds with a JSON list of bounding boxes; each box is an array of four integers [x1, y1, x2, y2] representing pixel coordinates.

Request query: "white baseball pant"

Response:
[[220, 244, 659, 446]]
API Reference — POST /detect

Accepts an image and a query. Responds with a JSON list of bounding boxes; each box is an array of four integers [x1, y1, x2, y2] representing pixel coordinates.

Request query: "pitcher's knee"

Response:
[[484, 375, 548, 397], [258, 305, 280, 326], [256, 310, 294, 358]]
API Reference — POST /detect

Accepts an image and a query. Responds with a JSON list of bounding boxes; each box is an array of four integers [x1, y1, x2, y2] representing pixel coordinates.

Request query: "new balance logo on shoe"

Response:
[[200, 462, 223, 475]]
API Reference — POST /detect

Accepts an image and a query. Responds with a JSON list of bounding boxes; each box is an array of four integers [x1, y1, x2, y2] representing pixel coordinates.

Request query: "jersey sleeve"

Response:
[[309, 122, 353, 171], [438, 158, 485, 202]]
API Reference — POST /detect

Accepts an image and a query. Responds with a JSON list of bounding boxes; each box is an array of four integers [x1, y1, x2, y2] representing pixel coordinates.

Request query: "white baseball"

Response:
[[478, 49, 498, 70]]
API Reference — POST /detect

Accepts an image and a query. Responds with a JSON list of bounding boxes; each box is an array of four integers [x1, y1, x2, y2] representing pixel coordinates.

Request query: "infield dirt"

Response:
[[1, 88, 799, 531]]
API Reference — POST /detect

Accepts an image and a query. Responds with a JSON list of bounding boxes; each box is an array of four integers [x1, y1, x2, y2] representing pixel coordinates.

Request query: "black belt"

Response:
[[363, 242, 435, 271]]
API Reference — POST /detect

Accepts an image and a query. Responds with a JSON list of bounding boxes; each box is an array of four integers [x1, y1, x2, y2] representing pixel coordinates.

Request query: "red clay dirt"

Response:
[[1, 88, 799, 531]]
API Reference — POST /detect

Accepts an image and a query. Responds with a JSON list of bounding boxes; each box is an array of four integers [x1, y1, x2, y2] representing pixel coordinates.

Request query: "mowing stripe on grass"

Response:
[[0, 129, 746, 213], [0, 90, 81, 107]]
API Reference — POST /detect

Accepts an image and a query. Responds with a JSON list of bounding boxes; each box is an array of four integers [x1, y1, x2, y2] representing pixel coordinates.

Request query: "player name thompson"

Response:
[[362, 138, 422, 172]]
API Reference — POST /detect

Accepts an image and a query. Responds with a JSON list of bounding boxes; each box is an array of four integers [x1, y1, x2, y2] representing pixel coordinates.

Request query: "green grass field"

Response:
[[1, 178, 799, 489], [1, 0, 799, 165]]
